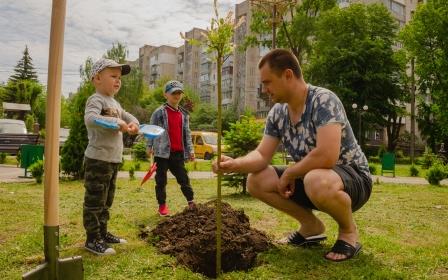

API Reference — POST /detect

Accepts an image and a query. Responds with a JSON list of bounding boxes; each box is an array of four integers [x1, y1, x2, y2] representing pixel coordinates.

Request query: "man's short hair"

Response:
[[258, 49, 302, 78]]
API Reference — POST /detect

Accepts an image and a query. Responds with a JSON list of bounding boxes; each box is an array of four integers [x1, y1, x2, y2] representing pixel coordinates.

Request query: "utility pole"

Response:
[[410, 57, 416, 164]]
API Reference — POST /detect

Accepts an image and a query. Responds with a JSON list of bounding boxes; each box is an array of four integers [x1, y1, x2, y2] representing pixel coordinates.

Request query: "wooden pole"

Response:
[[44, 0, 66, 227], [23, 2, 84, 278]]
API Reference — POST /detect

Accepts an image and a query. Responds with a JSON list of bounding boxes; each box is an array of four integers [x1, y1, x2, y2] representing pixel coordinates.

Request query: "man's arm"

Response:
[[282, 123, 341, 180], [213, 134, 279, 174]]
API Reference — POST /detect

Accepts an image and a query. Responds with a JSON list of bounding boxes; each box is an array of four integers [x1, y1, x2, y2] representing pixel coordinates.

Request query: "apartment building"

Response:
[[139, 45, 156, 85], [183, 28, 206, 94], [176, 45, 185, 83], [199, 45, 214, 104], [138, 45, 177, 88], [233, 0, 261, 116]]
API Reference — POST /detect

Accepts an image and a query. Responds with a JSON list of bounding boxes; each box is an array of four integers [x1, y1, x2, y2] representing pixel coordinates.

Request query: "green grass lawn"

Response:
[[1, 179, 447, 279]]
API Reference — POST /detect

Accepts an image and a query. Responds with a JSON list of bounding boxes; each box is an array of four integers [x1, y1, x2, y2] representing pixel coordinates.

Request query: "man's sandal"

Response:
[[324, 240, 362, 262], [278, 231, 327, 247]]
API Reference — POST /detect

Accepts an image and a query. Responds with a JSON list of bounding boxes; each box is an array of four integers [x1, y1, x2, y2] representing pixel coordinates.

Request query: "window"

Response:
[[390, 0, 405, 16]]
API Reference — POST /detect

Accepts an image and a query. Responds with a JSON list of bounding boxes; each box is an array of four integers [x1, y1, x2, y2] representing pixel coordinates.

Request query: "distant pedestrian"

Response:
[[146, 80, 196, 216], [83, 58, 139, 255]]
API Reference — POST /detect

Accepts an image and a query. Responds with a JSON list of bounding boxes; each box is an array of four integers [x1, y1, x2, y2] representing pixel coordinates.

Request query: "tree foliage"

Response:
[[60, 67, 92, 178], [245, 0, 337, 64], [9, 46, 39, 83], [400, 0, 448, 149], [222, 116, 264, 193], [0, 46, 45, 128], [307, 3, 405, 151], [103, 42, 147, 119]]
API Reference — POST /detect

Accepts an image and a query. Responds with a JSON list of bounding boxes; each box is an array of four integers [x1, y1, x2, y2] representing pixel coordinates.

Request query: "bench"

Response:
[[0, 134, 40, 155]]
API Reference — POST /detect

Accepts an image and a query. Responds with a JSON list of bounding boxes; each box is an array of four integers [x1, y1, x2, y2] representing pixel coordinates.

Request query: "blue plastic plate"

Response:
[[94, 119, 119, 129], [140, 124, 165, 139]]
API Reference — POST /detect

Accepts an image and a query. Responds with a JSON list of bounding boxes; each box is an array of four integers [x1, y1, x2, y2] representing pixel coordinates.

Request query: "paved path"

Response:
[[1, 164, 447, 185]]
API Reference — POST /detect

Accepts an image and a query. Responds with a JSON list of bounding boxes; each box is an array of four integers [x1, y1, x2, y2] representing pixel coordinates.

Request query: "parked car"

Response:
[[0, 119, 39, 155], [0, 119, 27, 134], [191, 131, 227, 160]]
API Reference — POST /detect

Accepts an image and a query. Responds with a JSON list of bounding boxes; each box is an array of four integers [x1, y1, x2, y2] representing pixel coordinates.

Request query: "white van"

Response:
[[0, 119, 27, 134]]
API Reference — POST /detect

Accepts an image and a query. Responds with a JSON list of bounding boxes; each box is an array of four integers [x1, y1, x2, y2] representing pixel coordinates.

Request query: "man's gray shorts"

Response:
[[273, 164, 372, 212]]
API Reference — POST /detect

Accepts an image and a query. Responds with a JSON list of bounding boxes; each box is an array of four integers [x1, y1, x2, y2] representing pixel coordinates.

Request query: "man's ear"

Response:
[[284, 69, 294, 80]]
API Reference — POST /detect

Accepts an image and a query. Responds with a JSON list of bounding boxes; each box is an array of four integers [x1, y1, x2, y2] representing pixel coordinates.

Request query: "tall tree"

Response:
[[9, 46, 39, 83], [245, 0, 337, 64], [400, 0, 448, 150], [307, 3, 406, 151], [104, 42, 147, 118], [105, 42, 128, 63]]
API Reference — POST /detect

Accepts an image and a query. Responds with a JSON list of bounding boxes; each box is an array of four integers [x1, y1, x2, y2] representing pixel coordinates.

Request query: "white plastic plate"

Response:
[[140, 124, 165, 139]]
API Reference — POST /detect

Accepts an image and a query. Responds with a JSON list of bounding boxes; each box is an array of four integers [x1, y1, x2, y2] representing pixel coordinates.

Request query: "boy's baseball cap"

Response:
[[164, 80, 184, 94], [90, 58, 131, 80]]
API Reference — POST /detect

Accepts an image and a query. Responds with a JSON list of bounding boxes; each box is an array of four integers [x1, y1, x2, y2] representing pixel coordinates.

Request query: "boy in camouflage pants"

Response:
[[83, 58, 139, 255]]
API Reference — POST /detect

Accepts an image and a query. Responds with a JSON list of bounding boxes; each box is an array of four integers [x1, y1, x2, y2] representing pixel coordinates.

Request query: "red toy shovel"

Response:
[[141, 161, 157, 186]]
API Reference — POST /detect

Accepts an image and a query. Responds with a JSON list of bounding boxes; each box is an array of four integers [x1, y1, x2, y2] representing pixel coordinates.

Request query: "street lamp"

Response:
[[352, 103, 368, 147]]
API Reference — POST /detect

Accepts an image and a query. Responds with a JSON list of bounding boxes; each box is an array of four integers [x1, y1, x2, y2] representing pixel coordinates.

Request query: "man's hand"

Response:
[[117, 119, 129, 133], [277, 169, 296, 198], [127, 122, 139, 135], [212, 155, 238, 174], [146, 147, 153, 157]]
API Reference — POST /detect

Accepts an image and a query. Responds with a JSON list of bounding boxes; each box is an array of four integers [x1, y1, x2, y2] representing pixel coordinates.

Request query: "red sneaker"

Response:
[[158, 204, 169, 216]]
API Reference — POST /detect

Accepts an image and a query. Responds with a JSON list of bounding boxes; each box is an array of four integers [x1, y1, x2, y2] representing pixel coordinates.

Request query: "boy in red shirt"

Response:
[[146, 80, 195, 216]]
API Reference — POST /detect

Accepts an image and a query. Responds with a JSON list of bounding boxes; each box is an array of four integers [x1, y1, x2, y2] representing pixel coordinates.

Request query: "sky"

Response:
[[0, 0, 243, 96]]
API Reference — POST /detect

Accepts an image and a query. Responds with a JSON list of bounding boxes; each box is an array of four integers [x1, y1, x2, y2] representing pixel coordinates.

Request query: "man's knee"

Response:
[[303, 170, 340, 204]]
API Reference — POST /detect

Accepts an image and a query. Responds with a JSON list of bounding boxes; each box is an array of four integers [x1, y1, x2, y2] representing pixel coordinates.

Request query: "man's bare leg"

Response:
[[303, 169, 358, 261], [247, 166, 325, 237]]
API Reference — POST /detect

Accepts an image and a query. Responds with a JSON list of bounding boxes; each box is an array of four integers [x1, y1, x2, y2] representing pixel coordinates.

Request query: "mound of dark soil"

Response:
[[139, 201, 273, 278]]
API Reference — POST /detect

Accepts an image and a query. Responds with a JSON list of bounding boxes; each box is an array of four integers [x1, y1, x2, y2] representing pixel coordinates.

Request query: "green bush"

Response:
[[421, 147, 437, 169], [0, 152, 6, 164], [60, 82, 91, 179], [132, 141, 147, 162], [368, 164, 377, 175], [134, 161, 141, 171], [222, 116, 264, 193], [222, 173, 247, 193], [129, 166, 135, 180], [29, 160, 44, 184], [426, 161, 446, 185], [409, 165, 419, 177], [25, 114, 35, 132]]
